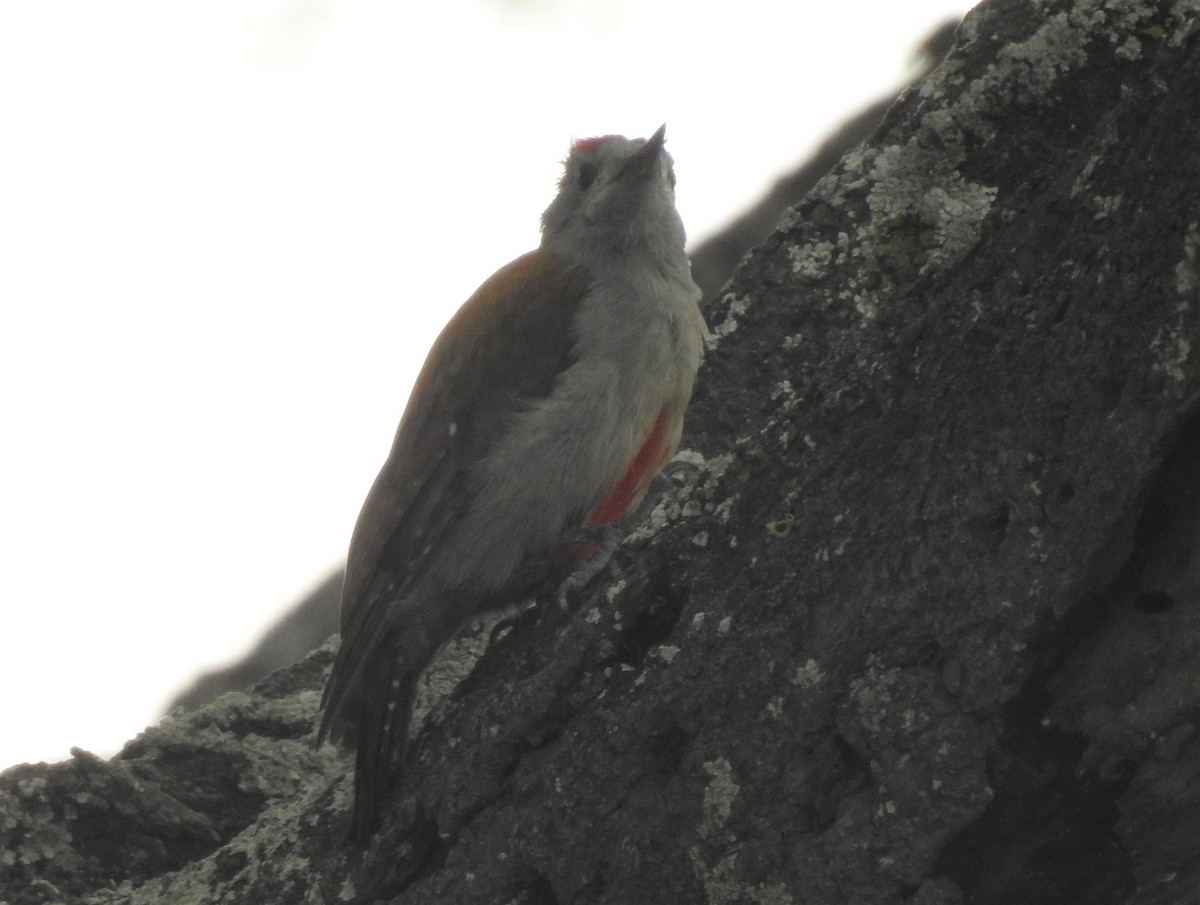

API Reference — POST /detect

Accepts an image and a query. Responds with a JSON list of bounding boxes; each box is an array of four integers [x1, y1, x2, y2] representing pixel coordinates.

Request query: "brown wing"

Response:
[[319, 249, 594, 744]]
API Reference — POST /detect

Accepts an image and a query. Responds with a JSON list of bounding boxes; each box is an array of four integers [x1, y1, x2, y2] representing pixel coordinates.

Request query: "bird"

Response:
[[317, 125, 708, 839]]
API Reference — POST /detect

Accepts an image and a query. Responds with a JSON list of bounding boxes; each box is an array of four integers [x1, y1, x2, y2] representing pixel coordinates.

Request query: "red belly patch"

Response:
[[585, 411, 671, 527]]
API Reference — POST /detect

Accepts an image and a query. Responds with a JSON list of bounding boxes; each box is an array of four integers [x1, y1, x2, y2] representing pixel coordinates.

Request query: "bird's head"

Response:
[[540, 125, 686, 266]]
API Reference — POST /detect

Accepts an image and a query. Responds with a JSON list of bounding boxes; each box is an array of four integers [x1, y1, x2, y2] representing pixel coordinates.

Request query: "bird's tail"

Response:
[[348, 632, 419, 840], [317, 580, 395, 749], [319, 586, 457, 840]]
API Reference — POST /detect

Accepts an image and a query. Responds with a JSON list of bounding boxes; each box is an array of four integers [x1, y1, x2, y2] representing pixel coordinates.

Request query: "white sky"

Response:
[[0, 0, 973, 769]]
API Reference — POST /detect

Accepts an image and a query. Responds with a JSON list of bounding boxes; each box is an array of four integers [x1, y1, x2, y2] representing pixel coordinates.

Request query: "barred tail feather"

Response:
[[321, 585, 458, 840], [349, 635, 418, 840], [317, 583, 395, 748]]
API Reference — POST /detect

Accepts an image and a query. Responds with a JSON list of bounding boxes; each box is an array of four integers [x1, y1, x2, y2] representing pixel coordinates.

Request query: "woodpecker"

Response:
[[318, 125, 707, 839]]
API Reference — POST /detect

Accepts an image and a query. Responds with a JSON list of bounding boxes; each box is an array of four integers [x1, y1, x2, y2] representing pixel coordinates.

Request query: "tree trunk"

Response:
[[4, 1, 1200, 903]]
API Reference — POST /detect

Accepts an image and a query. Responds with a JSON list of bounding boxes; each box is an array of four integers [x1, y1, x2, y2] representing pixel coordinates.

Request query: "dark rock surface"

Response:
[[5, 2, 1200, 902]]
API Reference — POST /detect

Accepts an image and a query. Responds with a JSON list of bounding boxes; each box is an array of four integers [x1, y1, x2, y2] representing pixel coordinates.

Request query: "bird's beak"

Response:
[[643, 124, 667, 156], [623, 124, 667, 179]]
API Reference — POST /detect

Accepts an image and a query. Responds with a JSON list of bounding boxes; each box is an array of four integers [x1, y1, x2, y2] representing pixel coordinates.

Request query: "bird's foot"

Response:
[[553, 457, 699, 608], [555, 523, 624, 609]]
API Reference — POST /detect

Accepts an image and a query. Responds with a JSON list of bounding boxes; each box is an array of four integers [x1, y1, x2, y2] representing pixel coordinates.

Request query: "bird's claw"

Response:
[[555, 523, 623, 609]]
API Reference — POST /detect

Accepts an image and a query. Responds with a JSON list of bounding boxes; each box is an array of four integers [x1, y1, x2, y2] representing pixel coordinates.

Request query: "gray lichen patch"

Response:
[[787, 238, 838, 280], [1149, 325, 1191, 384], [861, 142, 998, 276], [709, 293, 752, 341], [700, 757, 739, 840], [781, 119, 997, 324], [626, 450, 736, 543], [1146, 222, 1200, 385], [1176, 221, 1200, 297]]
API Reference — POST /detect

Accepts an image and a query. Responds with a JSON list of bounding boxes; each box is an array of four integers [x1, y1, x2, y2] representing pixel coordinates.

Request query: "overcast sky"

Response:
[[0, 0, 973, 770]]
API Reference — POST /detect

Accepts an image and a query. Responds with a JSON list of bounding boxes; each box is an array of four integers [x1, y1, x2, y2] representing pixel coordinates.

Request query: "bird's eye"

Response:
[[578, 162, 598, 192], [667, 167, 677, 189]]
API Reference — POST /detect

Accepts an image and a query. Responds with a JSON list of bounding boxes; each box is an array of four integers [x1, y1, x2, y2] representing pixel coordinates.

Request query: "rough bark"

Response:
[[4, 1, 1200, 903]]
